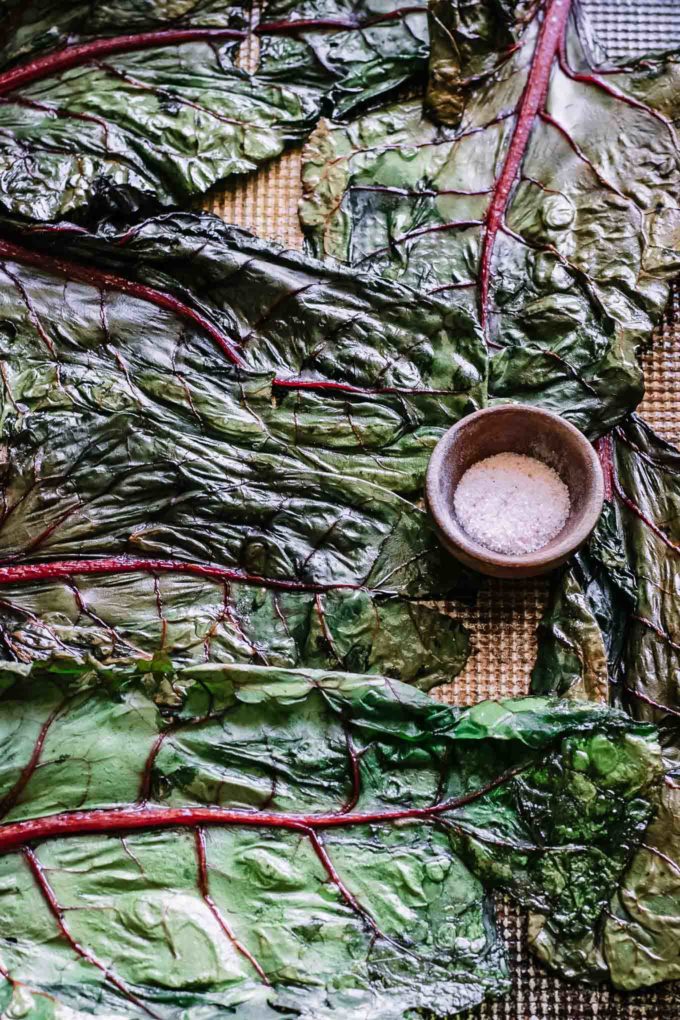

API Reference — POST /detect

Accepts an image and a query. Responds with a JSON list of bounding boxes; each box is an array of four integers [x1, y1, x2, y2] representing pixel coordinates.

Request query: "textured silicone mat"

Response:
[[202, 2, 680, 1016]]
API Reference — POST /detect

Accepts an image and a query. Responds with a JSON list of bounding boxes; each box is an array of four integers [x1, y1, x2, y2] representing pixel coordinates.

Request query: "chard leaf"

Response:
[[300, 0, 680, 435], [0, 1, 316, 222], [0, 210, 484, 677], [531, 414, 680, 987], [0, 657, 662, 1017], [256, 0, 430, 119], [0, 0, 430, 222]]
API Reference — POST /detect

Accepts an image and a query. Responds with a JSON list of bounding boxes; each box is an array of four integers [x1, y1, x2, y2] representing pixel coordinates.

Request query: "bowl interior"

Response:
[[430, 406, 603, 568]]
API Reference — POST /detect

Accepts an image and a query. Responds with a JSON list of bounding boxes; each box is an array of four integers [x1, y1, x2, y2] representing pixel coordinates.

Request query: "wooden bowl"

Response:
[[425, 405, 604, 579]]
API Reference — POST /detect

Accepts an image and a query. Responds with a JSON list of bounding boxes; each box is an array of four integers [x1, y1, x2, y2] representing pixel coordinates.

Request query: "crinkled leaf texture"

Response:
[[0, 658, 662, 1017], [0, 0, 429, 222], [531, 414, 680, 987], [256, 0, 430, 119], [0, 0, 317, 221], [0, 211, 484, 684], [300, 0, 680, 435]]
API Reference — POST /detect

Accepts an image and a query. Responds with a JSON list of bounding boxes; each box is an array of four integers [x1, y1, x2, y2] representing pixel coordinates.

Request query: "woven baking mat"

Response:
[[201, 4, 680, 1016]]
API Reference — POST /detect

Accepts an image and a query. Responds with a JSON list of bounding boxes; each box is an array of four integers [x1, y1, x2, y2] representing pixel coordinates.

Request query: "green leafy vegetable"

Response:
[[0, 211, 484, 678], [0, 1, 320, 221], [0, 658, 662, 1016], [0, 0, 431, 222], [300, 0, 680, 435], [531, 414, 680, 986], [256, 0, 430, 119]]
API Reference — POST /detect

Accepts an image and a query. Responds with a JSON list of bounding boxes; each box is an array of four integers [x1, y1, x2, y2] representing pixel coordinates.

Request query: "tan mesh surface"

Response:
[[199, 5, 680, 1013]]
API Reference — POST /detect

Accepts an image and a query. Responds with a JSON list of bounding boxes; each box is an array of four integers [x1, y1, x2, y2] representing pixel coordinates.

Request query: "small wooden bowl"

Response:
[[425, 405, 604, 579]]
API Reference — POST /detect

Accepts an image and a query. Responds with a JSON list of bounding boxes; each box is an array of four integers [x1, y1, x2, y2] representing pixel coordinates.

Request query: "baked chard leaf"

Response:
[[256, 0, 430, 119], [533, 415, 680, 756], [0, 580, 471, 691], [0, 658, 662, 1017], [0, 0, 318, 222], [0, 0, 430, 222], [300, 0, 680, 435], [0, 211, 484, 679], [531, 414, 680, 987]]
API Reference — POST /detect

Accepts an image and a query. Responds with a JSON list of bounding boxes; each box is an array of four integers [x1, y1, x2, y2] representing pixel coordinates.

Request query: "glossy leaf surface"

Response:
[[300, 1, 680, 435], [531, 414, 680, 987], [0, 659, 662, 1016], [0, 211, 484, 677]]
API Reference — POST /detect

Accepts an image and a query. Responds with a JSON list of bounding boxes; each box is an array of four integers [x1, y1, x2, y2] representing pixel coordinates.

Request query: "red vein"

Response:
[[23, 847, 159, 1017], [613, 474, 680, 556], [314, 593, 342, 665], [595, 434, 613, 501], [0, 238, 459, 396], [339, 727, 361, 815], [558, 45, 678, 145], [632, 614, 680, 654], [617, 683, 680, 720], [0, 762, 526, 854], [539, 110, 625, 196], [305, 828, 394, 947], [478, 0, 572, 342], [641, 843, 680, 876], [194, 828, 269, 983], [359, 219, 483, 262], [0, 557, 362, 594], [348, 185, 491, 198], [138, 730, 168, 803], [0, 30, 245, 96], [0, 239, 243, 367], [272, 378, 467, 397], [0, 701, 65, 819]]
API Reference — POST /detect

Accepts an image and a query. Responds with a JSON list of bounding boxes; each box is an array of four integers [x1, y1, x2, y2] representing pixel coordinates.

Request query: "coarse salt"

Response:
[[453, 452, 570, 555]]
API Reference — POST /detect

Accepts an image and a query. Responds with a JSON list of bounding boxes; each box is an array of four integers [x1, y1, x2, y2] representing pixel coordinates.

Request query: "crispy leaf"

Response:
[[256, 0, 430, 119], [0, 658, 662, 1017], [531, 414, 680, 986], [0, 579, 470, 690], [0, 1, 320, 221], [0, 0, 431, 222], [300, 1, 680, 435], [0, 211, 484, 678]]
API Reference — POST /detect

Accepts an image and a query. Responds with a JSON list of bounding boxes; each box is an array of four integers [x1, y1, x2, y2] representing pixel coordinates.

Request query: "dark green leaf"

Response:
[[257, 0, 430, 119], [531, 414, 680, 986], [0, 657, 662, 1016], [300, 2, 680, 434], [0, 211, 484, 677], [0, 0, 317, 222]]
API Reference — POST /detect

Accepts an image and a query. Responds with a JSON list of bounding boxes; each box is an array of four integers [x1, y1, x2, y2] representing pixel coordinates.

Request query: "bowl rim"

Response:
[[425, 404, 605, 571]]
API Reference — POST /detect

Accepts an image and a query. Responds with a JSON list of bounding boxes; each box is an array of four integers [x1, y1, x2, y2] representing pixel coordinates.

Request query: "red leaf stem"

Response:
[[0, 763, 526, 854], [0, 239, 244, 367], [0, 558, 362, 594], [0, 30, 245, 96], [478, 0, 572, 342]]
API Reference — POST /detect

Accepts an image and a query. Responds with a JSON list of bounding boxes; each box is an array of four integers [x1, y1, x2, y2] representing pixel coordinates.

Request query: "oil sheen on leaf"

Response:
[[0, 211, 485, 682], [531, 415, 680, 987], [300, 1, 680, 436], [0, 658, 662, 1016]]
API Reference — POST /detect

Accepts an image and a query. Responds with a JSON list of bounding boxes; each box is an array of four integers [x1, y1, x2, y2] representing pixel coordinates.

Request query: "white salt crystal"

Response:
[[453, 452, 571, 556]]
